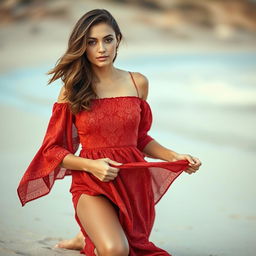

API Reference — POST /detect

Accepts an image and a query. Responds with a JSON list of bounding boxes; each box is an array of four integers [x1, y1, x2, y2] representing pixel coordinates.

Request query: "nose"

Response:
[[98, 41, 106, 53]]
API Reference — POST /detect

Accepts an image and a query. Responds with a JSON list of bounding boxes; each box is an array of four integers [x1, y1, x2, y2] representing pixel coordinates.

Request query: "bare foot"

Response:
[[54, 231, 99, 255], [94, 247, 99, 256], [54, 231, 85, 251]]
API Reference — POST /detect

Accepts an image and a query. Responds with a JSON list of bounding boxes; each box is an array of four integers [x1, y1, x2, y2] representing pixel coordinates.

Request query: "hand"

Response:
[[172, 153, 202, 175], [87, 158, 123, 182]]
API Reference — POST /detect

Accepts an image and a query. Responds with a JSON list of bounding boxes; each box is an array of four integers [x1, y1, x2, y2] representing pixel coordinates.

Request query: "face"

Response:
[[85, 22, 120, 67]]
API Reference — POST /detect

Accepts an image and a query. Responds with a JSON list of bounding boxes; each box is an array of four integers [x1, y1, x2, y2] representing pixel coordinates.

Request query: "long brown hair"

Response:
[[46, 9, 123, 114]]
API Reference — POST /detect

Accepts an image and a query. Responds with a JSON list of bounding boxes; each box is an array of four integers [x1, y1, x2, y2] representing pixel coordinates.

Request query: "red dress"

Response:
[[17, 95, 189, 256]]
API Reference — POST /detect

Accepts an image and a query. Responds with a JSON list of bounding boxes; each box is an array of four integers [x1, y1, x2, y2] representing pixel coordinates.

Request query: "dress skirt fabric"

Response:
[[17, 97, 189, 256]]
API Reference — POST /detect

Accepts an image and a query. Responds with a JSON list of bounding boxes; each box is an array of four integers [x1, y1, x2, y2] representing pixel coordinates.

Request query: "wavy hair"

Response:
[[46, 9, 123, 114]]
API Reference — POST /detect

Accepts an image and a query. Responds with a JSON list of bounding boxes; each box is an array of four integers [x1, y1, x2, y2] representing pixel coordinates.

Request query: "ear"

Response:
[[116, 34, 121, 47]]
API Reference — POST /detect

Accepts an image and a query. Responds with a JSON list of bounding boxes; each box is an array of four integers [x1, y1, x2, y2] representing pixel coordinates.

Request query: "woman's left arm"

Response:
[[143, 139, 202, 175], [134, 72, 202, 174], [142, 139, 177, 162]]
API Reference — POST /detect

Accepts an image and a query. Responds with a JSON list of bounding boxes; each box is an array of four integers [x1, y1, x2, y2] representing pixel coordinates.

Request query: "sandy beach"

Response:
[[1, 0, 256, 255]]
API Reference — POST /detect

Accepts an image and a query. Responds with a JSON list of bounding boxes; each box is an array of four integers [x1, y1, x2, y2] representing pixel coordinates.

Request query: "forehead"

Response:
[[88, 23, 115, 38]]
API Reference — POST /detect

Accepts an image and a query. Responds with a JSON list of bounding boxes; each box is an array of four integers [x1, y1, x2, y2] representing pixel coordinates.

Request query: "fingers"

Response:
[[192, 157, 202, 166], [104, 158, 122, 179], [105, 171, 118, 180], [189, 164, 199, 171], [102, 158, 122, 169], [187, 155, 196, 166], [106, 158, 123, 166], [185, 160, 202, 175], [185, 155, 202, 175], [185, 167, 197, 174], [101, 168, 119, 182], [188, 156, 202, 168]]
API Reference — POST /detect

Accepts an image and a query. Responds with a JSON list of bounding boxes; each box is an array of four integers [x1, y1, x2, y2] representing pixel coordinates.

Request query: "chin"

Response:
[[97, 61, 112, 67]]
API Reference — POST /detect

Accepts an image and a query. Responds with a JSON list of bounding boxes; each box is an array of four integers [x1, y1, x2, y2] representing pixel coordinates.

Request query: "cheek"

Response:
[[108, 44, 116, 54], [85, 48, 95, 59]]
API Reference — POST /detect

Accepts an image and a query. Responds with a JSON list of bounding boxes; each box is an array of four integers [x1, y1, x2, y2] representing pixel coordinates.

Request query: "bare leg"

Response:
[[76, 193, 129, 256], [54, 230, 85, 250]]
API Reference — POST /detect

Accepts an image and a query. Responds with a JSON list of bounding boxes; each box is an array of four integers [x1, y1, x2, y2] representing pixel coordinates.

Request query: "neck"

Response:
[[91, 64, 118, 84]]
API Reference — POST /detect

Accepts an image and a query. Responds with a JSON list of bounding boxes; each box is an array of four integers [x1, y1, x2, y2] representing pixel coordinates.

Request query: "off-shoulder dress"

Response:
[[17, 71, 189, 255]]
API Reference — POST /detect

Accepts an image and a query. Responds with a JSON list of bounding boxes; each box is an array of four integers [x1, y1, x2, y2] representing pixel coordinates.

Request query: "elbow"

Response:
[[137, 136, 154, 152]]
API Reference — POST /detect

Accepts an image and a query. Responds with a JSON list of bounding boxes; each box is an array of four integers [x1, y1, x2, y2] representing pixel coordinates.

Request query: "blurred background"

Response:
[[0, 0, 255, 255]]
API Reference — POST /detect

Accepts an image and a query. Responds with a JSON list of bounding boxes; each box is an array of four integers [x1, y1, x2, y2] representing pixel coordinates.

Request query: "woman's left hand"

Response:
[[171, 153, 202, 175]]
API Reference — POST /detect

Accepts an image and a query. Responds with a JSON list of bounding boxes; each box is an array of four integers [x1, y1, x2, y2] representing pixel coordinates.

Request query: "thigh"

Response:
[[76, 193, 129, 254]]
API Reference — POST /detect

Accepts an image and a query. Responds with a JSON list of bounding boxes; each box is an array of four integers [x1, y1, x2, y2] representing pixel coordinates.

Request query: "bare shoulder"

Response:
[[57, 85, 68, 103], [130, 72, 149, 100]]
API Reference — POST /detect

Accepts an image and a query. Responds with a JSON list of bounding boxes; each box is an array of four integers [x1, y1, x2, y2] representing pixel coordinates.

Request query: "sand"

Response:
[[0, 0, 256, 255]]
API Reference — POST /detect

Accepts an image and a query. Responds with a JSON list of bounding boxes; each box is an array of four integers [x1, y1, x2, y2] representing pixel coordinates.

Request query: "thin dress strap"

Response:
[[129, 71, 139, 97]]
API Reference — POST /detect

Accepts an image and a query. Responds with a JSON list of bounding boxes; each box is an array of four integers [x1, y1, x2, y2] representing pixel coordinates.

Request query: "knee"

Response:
[[97, 243, 129, 256]]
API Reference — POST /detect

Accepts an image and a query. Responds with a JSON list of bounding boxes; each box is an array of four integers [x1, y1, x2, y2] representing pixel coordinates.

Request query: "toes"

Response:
[[55, 240, 68, 248], [53, 237, 85, 251]]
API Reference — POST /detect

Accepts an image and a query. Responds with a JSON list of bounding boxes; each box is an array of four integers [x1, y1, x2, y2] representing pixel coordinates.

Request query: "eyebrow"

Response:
[[87, 34, 113, 39]]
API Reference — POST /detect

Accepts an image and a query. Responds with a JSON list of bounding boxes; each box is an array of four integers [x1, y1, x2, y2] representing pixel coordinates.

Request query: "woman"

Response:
[[17, 9, 201, 256]]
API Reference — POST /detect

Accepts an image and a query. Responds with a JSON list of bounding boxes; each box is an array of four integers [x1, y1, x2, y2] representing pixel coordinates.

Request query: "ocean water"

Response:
[[0, 52, 255, 150]]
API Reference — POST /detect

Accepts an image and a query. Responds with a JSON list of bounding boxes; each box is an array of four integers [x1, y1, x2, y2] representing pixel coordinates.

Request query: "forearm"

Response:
[[60, 153, 93, 173], [142, 139, 178, 162]]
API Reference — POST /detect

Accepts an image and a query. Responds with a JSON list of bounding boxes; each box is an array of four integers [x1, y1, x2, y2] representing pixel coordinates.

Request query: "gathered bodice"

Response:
[[75, 96, 146, 150]]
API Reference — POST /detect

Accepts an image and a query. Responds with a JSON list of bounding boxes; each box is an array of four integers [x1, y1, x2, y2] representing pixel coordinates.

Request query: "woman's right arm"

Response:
[[61, 154, 123, 182], [60, 153, 94, 172], [57, 86, 95, 173]]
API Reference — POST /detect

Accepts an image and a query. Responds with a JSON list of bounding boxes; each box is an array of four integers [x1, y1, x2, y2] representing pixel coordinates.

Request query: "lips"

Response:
[[97, 56, 108, 59]]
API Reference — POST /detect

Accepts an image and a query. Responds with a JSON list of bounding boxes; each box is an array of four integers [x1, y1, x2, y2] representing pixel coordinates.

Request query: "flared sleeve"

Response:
[[137, 99, 154, 152], [17, 102, 80, 207]]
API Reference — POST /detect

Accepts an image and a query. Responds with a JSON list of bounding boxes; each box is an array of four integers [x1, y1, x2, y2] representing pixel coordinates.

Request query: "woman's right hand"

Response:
[[86, 158, 123, 182]]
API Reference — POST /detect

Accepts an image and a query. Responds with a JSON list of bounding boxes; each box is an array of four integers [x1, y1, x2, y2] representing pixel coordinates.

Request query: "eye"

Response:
[[105, 38, 113, 43], [87, 40, 95, 45]]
